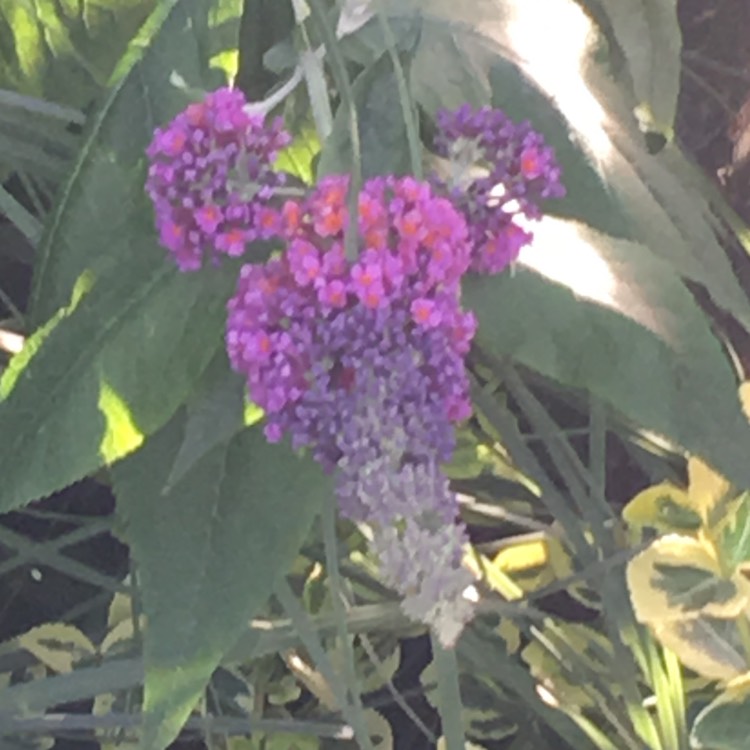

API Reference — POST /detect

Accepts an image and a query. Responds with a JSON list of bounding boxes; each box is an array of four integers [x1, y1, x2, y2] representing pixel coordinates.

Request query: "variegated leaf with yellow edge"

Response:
[[420, 660, 518, 744], [690, 670, 750, 748], [688, 456, 738, 531], [622, 481, 700, 535], [17, 622, 96, 674], [650, 617, 747, 681], [626, 535, 750, 623]]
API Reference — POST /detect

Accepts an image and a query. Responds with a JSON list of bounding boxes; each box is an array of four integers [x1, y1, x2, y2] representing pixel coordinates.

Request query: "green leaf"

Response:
[[652, 563, 739, 613], [0, 0, 157, 110], [464, 216, 750, 489], [409, 11, 490, 113], [627, 535, 748, 624], [586, 0, 682, 137], [317, 51, 412, 179], [29, 0, 223, 325], [0, 1, 244, 512], [113, 414, 332, 750], [163, 351, 247, 492], [0, 251, 236, 513], [690, 676, 750, 749], [275, 124, 320, 185]]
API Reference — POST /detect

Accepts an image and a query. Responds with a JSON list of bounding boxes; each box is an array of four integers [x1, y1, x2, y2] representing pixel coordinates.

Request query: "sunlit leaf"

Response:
[[465, 217, 750, 490], [0, 1, 235, 512], [688, 456, 736, 531], [0, 254, 235, 513], [0, 0, 156, 109]]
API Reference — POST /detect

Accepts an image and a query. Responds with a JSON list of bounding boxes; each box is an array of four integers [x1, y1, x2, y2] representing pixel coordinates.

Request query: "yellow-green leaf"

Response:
[[622, 481, 700, 534], [651, 617, 746, 681], [18, 623, 96, 674], [688, 456, 735, 530]]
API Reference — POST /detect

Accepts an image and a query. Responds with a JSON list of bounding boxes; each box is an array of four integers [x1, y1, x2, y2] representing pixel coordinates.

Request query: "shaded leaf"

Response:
[[18, 623, 96, 674], [690, 674, 750, 749], [720, 494, 750, 571], [0, 1, 241, 512], [410, 11, 490, 114], [235, 0, 295, 100], [164, 352, 246, 492], [317, 51, 412, 178], [0, 251, 235, 513], [521, 622, 615, 709], [113, 414, 332, 749]]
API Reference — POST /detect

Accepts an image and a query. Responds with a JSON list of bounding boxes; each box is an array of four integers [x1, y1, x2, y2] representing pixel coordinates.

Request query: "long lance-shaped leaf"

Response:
[[113, 414, 332, 750]]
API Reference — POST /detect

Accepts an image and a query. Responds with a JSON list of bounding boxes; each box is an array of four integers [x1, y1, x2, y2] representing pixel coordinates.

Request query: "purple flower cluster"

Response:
[[225, 175, 478, 644], [226, 175, 476, 462], [434, 103, 565, 273], [145, 87, 291, 270], [146, 89, 566, 646]]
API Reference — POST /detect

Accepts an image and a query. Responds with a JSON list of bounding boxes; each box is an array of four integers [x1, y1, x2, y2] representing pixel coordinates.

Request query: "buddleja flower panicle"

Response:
[[145, 87, 291, 271], [226, 174, 479, 645], [146, 90, 566, 648], [226, 175, 476, 453], [434, 103, 565, 273]]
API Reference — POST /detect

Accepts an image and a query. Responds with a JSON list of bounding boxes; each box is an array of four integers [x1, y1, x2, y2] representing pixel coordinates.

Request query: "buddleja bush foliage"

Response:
[[4, 0, 750, 748]]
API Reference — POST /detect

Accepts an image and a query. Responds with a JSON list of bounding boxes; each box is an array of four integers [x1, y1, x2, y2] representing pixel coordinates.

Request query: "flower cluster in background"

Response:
[[434, 103, 565, 273], [145, 88, 564, 646]]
